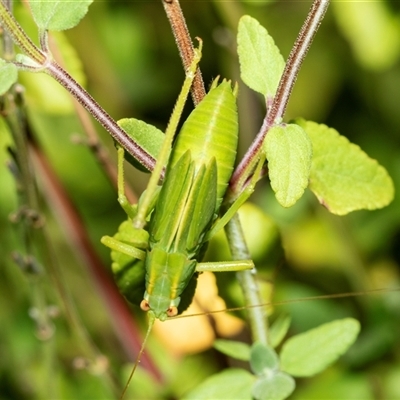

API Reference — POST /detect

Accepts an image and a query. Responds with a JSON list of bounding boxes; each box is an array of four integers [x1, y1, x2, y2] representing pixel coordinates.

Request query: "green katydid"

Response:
[[101, 41, 256, 326]]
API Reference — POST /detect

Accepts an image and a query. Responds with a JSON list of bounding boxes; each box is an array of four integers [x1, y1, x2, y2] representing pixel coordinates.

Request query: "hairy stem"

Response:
[[0, 1, 46, 63], [0, 2, 157, 173], [267, 0, 330, 125], [162, 0, 206, 105], [45, 61, 157, 173], [48, 35, 137, 202], [223, 0, 330, 345], [230, 0, 330, 193]]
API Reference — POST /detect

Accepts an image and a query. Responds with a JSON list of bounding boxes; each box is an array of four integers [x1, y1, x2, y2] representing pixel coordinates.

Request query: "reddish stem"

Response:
[[230, 0, 330, 194], [45, 61, 157, 173], [29, 137, 162, 382]]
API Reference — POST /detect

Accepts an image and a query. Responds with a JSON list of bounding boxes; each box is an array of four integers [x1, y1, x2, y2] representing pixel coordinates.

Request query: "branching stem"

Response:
[[223, 0, 330, 344], [230, 0, 330, 194], [0, 1, 157, 173]]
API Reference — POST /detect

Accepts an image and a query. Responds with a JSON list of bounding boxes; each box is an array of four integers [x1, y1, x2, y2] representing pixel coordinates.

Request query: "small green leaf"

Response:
[[269, 314, 291, 348], [183, 368, 255, 400], [30, 0, 93, 31], [118, 118, 165, 172], [252, 372, 295, 400], [296, 119, 395, 215], [237, 15, 285, 98], [280, 318, 360, 377], [250, 342, 279, 375], [0, 60, 17, 94], [265, 124, 312, 207], [213, 339, 251, 362]]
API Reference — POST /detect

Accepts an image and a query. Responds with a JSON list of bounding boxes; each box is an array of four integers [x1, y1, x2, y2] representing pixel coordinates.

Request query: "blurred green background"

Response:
[[1, 0, 400, 399]]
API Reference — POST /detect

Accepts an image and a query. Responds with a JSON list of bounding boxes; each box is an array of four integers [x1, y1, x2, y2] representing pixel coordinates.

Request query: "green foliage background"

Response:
[[1, 1, 400, 399]]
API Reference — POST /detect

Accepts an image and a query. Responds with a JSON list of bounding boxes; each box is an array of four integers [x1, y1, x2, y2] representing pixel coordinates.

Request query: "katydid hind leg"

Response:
[[100, 235, 146, 261]]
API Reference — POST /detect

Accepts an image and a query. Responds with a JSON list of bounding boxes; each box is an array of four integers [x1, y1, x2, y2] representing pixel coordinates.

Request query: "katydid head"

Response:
[[140, 292, 180, 321], [139, 249, 197, 320], [140, 299, 178, 320]]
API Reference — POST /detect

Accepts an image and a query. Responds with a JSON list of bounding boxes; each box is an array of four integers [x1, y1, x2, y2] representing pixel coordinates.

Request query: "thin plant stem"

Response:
[[267, 0, 330, 125], [3, 90, 119, 397], [224, 213, 269, 344], [171, 287, 400, 320], [0, 3, 159, 386], [47, 34, 137, 203], [45, 61, 157, 173], [230, 0, 330, 194], [222, 0, 330, 345], [0, 1, 157, 173], [162, 0, 206, 105], [29, 137, 162, 382]]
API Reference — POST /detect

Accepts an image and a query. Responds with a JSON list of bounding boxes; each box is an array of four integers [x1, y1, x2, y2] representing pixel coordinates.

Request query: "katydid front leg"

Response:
[[101, 145, 158, 259], [196, 259, 253, 272]]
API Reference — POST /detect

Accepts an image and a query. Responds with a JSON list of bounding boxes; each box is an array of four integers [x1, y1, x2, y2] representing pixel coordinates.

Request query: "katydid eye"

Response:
[[140, 300, 151, 311], [167, 306, 178, 317]]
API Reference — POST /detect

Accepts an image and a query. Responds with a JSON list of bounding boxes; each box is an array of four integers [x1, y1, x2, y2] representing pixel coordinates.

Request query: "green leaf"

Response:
[[264, 124, 312, 207], [213, 339, 251, 362], [280, 318, 360, 377], [296, 119, 395, 215], [237, 15, 285, 98], [30, 0, 93, 31], [118, 118, 165, 172], [0, 60, 17, 95], [269, 314, 291, 348], [252, 372, 295, 400], [250, 342, 279, 375], [183, 368, 255, 400]]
